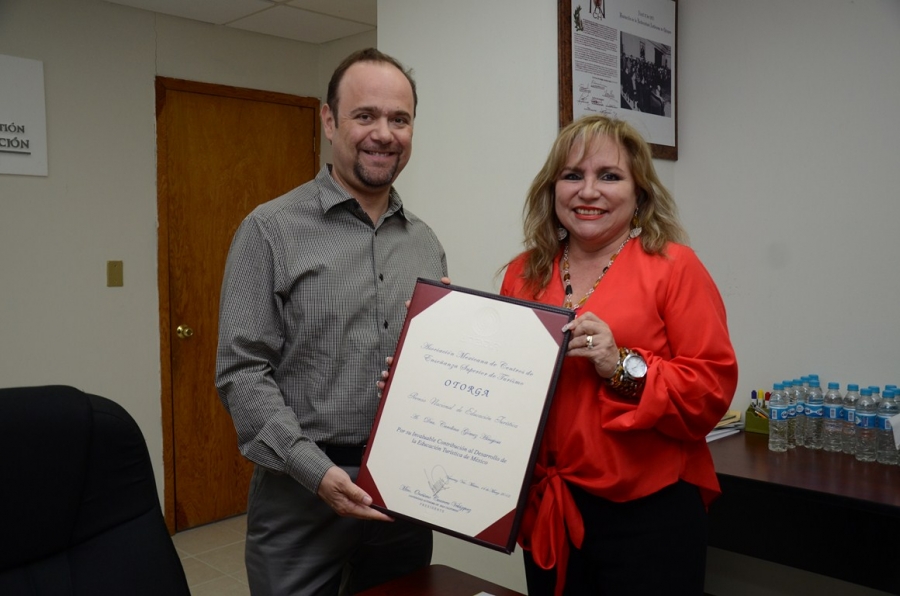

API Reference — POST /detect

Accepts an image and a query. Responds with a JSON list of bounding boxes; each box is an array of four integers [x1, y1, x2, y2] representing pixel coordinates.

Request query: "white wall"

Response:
[[677, 0, 900, 402], [379, 0, 899, 594], [379, 1, 561, 292]]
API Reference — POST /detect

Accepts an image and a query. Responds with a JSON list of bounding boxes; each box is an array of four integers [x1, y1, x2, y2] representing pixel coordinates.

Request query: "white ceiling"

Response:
[[103, 0, 376, 44]]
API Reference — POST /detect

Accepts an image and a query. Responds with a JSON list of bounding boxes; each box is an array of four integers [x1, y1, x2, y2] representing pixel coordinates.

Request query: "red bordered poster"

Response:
[[357, 279, 573, 553]]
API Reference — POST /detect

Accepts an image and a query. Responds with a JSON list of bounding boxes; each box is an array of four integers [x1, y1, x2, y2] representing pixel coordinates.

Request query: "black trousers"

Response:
[[524, 480, 708, 596]]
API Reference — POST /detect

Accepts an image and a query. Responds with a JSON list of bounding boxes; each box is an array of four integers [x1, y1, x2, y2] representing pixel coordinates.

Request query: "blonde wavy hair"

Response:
[[515, 115, 688, 295]]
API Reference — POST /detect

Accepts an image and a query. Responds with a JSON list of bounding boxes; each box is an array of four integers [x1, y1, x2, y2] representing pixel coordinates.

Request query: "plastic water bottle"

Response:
[[842, 384, 860, 455], [807, 374, 820, 390], [869, 386, 882, 406], [804, 380, 824, 449], [876, 389, 899, 465], [784, 380, 797, 448], [822, 382, 843, 452], [887, 385, 900, 465], [768, 383, 789, 452], [890, 386, 900, 468], [793, 378, 807, 447], [855, 388, 878, 462]]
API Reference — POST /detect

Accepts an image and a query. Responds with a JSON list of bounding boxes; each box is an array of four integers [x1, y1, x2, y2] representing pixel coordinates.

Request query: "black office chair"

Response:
[[0, 385, 190, 596]]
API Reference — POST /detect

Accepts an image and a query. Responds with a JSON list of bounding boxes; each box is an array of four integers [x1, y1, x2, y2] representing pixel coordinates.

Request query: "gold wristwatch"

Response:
[[608, 347, 647, 398]]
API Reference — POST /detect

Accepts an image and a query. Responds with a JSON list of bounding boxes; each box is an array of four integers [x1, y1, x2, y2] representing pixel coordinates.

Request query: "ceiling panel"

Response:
[[102, 0, 376, 43], [229, 5, 374, 44], [105, 0, 271, 26], [286, 0, 376, 26]]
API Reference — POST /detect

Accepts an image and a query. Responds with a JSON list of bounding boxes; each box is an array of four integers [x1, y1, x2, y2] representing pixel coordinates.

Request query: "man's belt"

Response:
[[317, 443, 366, 466]]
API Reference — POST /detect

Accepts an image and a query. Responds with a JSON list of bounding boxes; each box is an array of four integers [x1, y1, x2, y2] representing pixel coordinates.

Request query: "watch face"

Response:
[[624, 353, 647, 378]]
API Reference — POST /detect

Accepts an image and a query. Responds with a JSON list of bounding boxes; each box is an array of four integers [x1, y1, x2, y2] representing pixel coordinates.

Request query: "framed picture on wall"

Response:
[[558, 0, 678, 160]]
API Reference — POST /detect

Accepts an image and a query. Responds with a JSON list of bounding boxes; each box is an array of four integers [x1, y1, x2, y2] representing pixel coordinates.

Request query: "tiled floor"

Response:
[[173, 514, 250, 596]]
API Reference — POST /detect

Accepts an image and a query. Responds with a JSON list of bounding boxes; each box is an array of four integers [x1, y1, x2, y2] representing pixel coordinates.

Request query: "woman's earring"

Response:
[[557, 226, 568, 241], [629, 210, 642, 238]]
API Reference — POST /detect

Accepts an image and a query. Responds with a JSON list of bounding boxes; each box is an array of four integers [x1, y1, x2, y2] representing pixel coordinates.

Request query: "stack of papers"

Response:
[[706, 410, 742, 442]]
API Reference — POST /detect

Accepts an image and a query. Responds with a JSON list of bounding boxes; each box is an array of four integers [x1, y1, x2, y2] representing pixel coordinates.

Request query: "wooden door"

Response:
[[156, 77, 319, 531]]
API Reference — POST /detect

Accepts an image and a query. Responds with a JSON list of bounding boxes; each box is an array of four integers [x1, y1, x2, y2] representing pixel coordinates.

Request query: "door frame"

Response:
[[155, 76, 320, 533]]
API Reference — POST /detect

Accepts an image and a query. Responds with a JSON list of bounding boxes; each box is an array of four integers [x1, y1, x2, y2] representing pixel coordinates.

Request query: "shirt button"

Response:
[[379, 273, 384, 281], [383, 321, 389, 329]]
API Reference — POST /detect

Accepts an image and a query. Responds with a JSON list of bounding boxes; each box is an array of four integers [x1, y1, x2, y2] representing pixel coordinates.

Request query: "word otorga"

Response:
[[443, 380, 489, 397]]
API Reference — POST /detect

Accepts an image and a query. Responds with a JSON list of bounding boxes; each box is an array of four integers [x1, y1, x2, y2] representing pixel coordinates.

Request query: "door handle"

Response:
[[176, 325, 195, 339]]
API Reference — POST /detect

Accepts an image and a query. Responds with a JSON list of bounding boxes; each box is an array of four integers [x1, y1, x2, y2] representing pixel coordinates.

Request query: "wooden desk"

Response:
[[708, 432, 900, 593], [356, 564, 525, 596]]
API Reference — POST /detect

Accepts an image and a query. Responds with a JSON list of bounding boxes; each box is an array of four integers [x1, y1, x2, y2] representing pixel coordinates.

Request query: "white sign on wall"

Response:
[[0, 54, 48, 177]]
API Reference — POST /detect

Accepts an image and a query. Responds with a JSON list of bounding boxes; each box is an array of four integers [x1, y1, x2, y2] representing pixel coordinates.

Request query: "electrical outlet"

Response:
[[107, 260, 123, 287]]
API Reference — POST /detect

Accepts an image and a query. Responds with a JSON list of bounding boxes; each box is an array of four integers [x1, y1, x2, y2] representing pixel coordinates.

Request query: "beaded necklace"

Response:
[[562, 235, 633, 310]]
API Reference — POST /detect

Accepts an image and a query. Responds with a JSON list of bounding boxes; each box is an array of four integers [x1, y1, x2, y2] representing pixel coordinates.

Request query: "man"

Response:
[[216, 48, 447, 595]]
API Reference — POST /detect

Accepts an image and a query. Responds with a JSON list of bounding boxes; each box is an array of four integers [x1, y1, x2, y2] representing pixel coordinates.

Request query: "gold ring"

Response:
[[586, 335, 593, 349]]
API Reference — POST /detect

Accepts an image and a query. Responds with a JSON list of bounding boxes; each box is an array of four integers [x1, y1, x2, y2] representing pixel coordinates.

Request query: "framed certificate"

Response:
[[356, 279, 573, 553]]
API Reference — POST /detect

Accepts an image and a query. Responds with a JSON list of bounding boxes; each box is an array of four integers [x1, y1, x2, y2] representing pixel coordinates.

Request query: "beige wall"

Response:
[[0, 0, 374, 504]]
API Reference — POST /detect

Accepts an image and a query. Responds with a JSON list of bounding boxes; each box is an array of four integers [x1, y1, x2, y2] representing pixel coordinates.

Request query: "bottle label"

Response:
[[824, 405, 842, 420], [845, 408, 856, 424], [877, 414, 893, 431], [796, 400, 806, 416], [770, 405, 790, 422], [857, 412, 877, 429], [806, 404, 824, 418]]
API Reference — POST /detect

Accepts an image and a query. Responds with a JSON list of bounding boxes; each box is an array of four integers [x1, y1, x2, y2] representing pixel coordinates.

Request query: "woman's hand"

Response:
[[562, 312, 619, 379]]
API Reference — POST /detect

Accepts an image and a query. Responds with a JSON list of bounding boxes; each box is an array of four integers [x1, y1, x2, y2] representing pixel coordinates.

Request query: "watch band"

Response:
[[607, 347, 646, 398]]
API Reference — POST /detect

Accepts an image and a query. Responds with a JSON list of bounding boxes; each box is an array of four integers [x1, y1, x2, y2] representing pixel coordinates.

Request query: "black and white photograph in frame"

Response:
[[559, 0, 678, 160], [620, 32, 672, 118]]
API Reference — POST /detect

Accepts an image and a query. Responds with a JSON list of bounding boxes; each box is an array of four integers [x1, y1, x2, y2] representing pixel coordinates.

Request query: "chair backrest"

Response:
[[0, 385, 190, 596]]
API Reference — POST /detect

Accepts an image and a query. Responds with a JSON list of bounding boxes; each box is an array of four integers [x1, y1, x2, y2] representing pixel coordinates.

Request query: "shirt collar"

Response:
[[317, 165, 409, 222]]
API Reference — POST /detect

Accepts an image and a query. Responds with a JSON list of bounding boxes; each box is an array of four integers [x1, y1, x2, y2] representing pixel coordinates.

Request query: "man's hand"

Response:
[[387, 277, 452, 394], [317, 466, 393, 521]]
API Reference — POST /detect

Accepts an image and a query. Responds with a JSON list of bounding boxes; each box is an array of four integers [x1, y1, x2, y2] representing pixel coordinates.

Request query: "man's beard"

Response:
[[354, 156, 400, 189]]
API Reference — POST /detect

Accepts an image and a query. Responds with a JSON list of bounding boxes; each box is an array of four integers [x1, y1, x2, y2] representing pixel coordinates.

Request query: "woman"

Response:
[[500, 115, 738, 595]]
